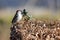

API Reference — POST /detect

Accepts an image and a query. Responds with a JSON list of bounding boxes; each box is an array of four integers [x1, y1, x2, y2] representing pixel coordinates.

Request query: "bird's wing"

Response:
[[12, 13, 18, 23]]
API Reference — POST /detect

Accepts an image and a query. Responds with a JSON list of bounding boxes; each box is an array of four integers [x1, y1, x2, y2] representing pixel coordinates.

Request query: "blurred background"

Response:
[[0, 0, 60, 40]]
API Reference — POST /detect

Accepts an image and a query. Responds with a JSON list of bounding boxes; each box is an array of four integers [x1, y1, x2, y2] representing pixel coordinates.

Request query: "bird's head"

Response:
[[16, 10, 22, 14]]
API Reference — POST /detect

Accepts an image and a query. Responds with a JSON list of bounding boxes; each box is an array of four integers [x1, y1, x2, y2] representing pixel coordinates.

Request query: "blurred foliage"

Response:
[[0, 15, 13, 26], [0, 18, 4, 25], [33, 14, 60, 21]]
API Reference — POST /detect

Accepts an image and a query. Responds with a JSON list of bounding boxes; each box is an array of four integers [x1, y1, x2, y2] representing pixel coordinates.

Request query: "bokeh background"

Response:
[[0, 0, 60, 40]]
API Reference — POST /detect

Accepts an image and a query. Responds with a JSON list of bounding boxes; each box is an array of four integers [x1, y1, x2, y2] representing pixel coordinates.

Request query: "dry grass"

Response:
[[10, 19, 60, 40], [0, 9, 60, 40]]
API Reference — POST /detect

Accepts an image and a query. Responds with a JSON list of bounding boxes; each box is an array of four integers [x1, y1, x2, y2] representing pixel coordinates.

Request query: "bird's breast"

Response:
[[17, 13, 22, 22]]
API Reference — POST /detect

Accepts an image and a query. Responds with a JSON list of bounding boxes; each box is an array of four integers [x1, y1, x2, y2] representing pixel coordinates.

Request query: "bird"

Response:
[[12, 10, 23, 24]]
